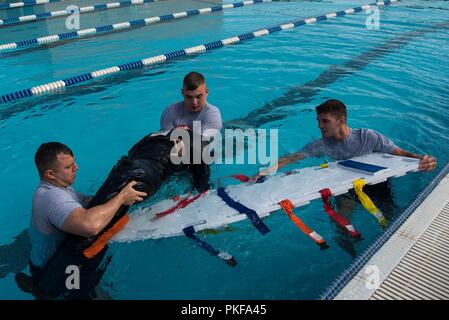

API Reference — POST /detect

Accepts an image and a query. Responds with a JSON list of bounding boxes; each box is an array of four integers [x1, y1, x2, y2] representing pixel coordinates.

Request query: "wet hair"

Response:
[[315, 99, 347, 120], [183, 72, 205, 91], [35, 142, 73, 178]]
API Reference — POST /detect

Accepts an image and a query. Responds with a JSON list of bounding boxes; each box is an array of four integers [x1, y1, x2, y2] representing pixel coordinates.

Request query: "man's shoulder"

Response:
[[162, 102, 183, 116], [301, 138, 324, 150], [354, 128, 380, 134], [308, 137, 325, 146], [205, 103, 221, 114], [165, 101, 183, 111], [33, 183, 76, 205], [355, 128, 389, 139]]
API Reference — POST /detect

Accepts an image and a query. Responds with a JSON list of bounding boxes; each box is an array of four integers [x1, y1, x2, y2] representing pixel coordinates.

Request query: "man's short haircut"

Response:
[[183, 72, 205, 91], [316, 99, 347, 120], [35, 142, 73, 177]]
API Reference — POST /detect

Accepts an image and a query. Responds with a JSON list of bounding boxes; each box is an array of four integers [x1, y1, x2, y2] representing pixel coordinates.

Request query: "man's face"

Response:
[[317, 112, 344, 138], [46, 153, 78, 187], [182, 83, 208, 112]]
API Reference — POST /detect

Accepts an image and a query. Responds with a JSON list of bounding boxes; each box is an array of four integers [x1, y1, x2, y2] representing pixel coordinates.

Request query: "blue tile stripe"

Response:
[[0, 0, 66, 11], [0, 0, 159, 27], [0, 0, 269, 51], [319, 161, 449, 300], [0, 0, 399, 104]]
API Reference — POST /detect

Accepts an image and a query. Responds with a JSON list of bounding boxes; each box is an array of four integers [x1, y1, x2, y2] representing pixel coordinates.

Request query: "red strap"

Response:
[[155, 191, 207, 219], [230, 174, 251, 183], [319, 189, 361, 238], [279, 199, 328, 248]]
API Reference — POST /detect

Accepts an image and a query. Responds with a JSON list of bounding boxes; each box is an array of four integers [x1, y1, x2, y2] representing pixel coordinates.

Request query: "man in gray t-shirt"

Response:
[[160, 72, 222, 135], [30, 181, 89, 268], [29, 142, 146, 271], [258, 99, 436, 175], [300, 128, 397, 161]]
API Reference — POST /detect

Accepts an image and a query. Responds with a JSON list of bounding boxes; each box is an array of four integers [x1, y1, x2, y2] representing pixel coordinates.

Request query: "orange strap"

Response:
[[83, 214, 129, 259], [279, 199, 328, 249]]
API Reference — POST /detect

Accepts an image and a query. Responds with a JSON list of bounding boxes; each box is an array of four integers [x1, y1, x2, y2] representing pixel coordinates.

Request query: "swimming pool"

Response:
[[0, 0, 448, 299]]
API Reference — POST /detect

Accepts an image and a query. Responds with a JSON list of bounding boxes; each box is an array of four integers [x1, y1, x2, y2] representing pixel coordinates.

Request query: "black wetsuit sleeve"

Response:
[[190, 163, 210, 192], [188, 135, 212, 192]]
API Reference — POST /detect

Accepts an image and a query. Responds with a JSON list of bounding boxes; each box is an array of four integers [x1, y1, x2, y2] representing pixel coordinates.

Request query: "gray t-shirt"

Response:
[[300, 128, 398, 160], [29, 181, 88, 267], [160, 102, 222, 135]]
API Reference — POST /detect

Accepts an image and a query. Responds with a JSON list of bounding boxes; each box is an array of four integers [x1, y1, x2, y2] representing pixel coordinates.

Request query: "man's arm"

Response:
[[391, 148, 437, 172], [160, 106, 175, 131], [368, 130, 437, 172], [62, 181, 147, 238], [257, 151, 306, 177]]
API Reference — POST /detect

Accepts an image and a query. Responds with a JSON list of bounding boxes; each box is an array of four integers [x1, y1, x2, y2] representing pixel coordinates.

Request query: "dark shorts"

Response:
[[29, 244, 110, 299], [338, 181, 393, 203]]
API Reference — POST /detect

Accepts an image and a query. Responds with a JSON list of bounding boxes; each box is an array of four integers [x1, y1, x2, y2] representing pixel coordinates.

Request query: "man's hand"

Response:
[[419, 155, 437, 172], [119, 181, 147, 206]]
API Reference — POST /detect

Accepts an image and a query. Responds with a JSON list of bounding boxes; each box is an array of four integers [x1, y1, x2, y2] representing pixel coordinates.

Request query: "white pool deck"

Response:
[[332, 167, 449, 300]]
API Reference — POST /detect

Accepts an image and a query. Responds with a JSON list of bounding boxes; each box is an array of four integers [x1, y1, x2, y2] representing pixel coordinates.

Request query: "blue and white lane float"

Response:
[[0, 0, 162, 26], [0, 0, 70, 10], [0, 0, 400, 104], [0, 0, 270, 50]]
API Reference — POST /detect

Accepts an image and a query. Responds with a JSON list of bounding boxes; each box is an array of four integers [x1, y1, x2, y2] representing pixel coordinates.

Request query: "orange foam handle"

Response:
[[83, 214, 129, 259]]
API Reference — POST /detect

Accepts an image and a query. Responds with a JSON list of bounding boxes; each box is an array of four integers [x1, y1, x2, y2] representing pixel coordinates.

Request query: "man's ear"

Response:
[[44, 169, 56, 181]]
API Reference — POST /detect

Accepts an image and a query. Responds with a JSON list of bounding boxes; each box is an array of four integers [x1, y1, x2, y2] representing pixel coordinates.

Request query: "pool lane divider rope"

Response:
[[0, 0, 399, 104], [0, 0, 162, 27], [0, 0, 71, 10], [0, 0, 270, 51]]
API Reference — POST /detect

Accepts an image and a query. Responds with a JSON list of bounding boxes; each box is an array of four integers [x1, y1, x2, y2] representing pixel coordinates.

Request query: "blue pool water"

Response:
[[1, 0, 449, 299]]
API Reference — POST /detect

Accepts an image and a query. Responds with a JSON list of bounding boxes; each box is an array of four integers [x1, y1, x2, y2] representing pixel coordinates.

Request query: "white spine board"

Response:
[[113, 153, 419, 242]]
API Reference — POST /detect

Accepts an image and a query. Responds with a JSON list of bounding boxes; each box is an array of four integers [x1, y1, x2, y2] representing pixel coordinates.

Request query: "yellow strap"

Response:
[[353, 179, 388, 228], [320, 163, 329, 168]]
